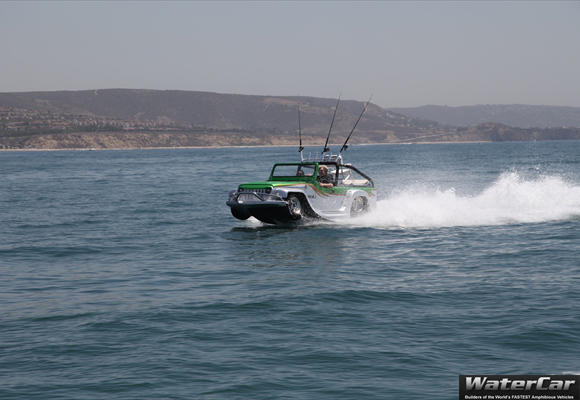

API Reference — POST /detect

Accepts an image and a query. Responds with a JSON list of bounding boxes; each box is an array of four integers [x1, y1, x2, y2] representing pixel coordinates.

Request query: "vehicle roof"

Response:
[[272, 161, 343, 166]]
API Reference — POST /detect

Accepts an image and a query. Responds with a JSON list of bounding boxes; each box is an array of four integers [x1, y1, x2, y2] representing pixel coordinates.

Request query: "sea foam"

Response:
[[354, 172, 580, 228]]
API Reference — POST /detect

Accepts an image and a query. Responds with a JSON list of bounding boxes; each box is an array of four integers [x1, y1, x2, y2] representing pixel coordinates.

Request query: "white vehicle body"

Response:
[[227, 153, 377, 225]]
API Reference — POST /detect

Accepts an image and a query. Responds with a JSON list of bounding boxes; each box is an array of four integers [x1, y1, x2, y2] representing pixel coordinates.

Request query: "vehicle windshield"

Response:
[[271, 164, 316, 177], [336, 165, 372, 187]]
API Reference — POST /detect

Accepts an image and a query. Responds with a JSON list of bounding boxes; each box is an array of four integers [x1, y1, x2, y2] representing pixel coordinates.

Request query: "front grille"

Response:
[[238, 188, 271, 194]]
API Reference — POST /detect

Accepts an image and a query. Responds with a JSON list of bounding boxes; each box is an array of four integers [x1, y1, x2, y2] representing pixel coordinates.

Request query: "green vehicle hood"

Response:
[[238, 180, 310, 189], [237, 180, 375, 196]]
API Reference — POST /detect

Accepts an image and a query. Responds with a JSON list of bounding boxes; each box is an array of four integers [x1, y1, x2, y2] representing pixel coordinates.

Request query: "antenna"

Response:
[[340, 95, 373, 153], [298, 105, 304, 153], [323, 93, 341, 153]]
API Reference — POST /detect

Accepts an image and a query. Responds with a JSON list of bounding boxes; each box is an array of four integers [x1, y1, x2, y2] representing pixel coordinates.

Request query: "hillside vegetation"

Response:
[[389, 104, 580, 128], [1, 90, 580, 149]]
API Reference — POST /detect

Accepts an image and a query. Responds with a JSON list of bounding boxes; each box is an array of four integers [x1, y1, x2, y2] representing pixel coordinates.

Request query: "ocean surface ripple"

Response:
[[1, 142, 579, 399]]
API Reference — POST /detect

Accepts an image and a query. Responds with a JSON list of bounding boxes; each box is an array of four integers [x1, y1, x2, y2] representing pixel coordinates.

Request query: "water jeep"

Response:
[[227, 153, 376, 225]]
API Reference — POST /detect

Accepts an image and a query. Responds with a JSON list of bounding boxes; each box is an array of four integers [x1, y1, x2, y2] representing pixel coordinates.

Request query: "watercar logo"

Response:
[[459, 375, 580, 400]]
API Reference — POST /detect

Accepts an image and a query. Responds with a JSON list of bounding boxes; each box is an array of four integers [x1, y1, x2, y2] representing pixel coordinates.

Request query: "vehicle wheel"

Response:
[[231, 208, 251, 220], [286, 194, 303, 220], [350, 196, 369, 217]]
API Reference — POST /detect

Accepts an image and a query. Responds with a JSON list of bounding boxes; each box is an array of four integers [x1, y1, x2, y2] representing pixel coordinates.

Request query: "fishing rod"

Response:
[[298, 105, 304, 153], [340, 94, 373, 153], [323, 93, 341, 153]]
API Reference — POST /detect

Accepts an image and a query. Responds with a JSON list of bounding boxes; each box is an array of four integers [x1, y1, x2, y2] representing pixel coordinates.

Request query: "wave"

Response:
[[353, 172, 580, 228]]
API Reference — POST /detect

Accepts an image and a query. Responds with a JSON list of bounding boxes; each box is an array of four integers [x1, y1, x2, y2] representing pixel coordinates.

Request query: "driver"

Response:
[[317, 165, 334, 188]]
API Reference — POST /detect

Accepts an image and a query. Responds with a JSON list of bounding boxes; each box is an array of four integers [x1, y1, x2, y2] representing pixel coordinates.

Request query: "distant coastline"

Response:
[[2, 89, 580, 150], [0, 140, 532, 153], [3, 127, 579, 151]]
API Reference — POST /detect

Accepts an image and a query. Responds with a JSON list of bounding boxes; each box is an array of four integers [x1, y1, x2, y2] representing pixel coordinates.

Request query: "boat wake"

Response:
[[351, 172, 580, 228]]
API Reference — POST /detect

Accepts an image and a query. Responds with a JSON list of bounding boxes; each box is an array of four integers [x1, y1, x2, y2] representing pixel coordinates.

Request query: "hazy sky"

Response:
[[1, 1, 579, 108]]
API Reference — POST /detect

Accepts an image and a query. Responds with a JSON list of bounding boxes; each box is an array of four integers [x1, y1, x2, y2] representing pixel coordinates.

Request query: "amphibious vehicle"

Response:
[[227, 152, 376, 224], [226, 94, 376, 225]]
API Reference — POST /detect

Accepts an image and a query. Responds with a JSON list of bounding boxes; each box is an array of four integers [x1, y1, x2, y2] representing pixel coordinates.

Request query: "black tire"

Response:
[[231, 208, 251, 220], [350, 196, 369, 217], [286, 194, 303, 220]]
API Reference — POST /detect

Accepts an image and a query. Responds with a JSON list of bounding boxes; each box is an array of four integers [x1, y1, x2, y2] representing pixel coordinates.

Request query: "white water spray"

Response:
[[354, 172, 580, 228]]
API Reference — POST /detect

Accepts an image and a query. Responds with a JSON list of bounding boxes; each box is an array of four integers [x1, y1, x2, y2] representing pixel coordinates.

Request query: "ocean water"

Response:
[[1, 141, 579, 399]]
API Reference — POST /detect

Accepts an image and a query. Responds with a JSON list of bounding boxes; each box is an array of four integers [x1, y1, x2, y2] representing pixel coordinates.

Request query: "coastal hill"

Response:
[[1, 89, 580, 149], [389, 104, 580, 128], [0, 89, 437, 135]]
